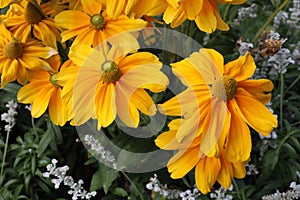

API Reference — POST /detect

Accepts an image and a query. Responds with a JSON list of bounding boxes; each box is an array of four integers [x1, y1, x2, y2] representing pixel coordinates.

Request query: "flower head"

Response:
[[54, 0, 147, 48], [0, 25, 57, 88], [57, 44, 168, 128], [17, 55, 69, 126], [5, 1, 61, 48]]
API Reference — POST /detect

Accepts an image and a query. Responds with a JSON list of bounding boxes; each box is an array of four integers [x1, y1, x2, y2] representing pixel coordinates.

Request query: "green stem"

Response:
[[223, 4, 231, 21], [280, 73, 284, 130], [1, 130, 10, 177], [285, 75, 300, 94], [232, 179, 246, 200], [31, 117, 38, 141], [252, 0, 290, 43], [121, 171, 144, 200]]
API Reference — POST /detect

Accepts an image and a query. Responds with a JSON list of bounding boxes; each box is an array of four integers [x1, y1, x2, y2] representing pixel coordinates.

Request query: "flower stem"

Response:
[[252, 0, 290, 43], [121, 171, 144, 200], [1, 130, 10, 177], [280, 73, 284, 130]]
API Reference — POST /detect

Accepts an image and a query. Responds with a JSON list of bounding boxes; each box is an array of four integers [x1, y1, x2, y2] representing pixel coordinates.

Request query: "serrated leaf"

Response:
[[90, 164, 119, 193]]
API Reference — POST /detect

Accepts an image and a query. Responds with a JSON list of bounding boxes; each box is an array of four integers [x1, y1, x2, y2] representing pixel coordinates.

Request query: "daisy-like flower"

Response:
[[54, 0, 147, 48], [5, 0, 61, 48], [163, 0, 246, 33], [17, 55, 70, 126], [0, 25, 57, 88], [158, 48, 277, 163], [57, 44, 168, 128], [155, 119, 246, 194]]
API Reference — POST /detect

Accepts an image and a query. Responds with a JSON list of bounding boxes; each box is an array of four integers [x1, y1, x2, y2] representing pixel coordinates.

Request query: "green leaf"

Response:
[[31, 156, 36, 175], [90, 163, 119, 193], [37, 129, 52, 157], [112, 187, 128, 197], [24, 174, 31, 194]]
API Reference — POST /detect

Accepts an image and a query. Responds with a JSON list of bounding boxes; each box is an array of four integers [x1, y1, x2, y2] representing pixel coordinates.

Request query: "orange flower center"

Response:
[[25, 2, 43, 24], [50, 73, 60, 87], [212, 75, 237, 101], [4, 38, 23, 59], [90, 14, 106, 30], [101, 61, 121, 83]]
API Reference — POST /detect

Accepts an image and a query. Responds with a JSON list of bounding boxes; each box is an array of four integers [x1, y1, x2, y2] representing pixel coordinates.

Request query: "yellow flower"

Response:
[[4, 0, 61, 48], [163, 0, 246, 33], [54, 0, 147, 48], [155, 118, 246, 194], [57, 44, 169, 128], [0, 25, 57, 88], [159, 48, 278, 162], [17, 55, 70, 126]]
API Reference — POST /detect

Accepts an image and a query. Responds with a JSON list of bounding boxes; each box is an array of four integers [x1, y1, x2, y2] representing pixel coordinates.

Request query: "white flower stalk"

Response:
[[1, 100, 18, 132], [84, 135, 117, 169], [210, 185, 233, 200], [234, 4, 258, 24], [146, 174, 202, 199], [245, 163, 259, 176], [287, 0, 300, 29], [43, 159, 97, 200]]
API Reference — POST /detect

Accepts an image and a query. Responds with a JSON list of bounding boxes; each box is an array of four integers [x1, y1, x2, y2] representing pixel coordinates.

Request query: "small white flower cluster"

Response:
[[291, 42, 300, 66], [84, 135, 117, 169], [287, 0, 300, 29], [210, 185, 233, 200], [1, 100, 18, 132], [43, 159, 97, 200], [273, 11, 289, 30], [146, 174, 181, 199], [146, 174, 202, 199], [236, 39, 253, 55], [179, 188, 201, 200], [261, 172, 300, 200], [268, 47, 295, 78], [234, 4, 257, 24], [245, 163, 259, 176]]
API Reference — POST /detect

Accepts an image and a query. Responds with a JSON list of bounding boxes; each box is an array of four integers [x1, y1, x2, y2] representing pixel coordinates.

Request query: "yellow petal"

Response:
[[118, 52, 160, 74], [55, 10, 90, 30], [226, 99, 251, 162], [95, 83, 117, 128], [210, 0, 229, 31], [72, 67, 100, 125], [238, 79, 274, 104], [31, 85, 55, 118], [204, 48, 224, 76], [224, 52, 256, 82], [200, 98, 227, 157], [17, 80, 48, 103], [130, 88, 156, 116], [1, 59, 16, 88], [106, 0, 125, 19], [81, 0, 102, 15], [194, 0, 216, 33], [115, 81, 140, 127], [182, 0, 202, 20], [69, 44, 105, 68], [232, 161, 246, 178], [120, 66, 168, 93], [234, 88, 278, 136], [168, 147, 200, 178], [217, 150, 234, 189], [49, 88, 68, 126], [195, 156, 221, 194]]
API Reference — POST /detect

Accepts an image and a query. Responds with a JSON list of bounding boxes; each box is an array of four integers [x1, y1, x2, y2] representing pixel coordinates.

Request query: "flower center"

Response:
[[101, 61, 121, 83], [50, 73, 60, 87], [25, 2, 43, 24], [90, 14, 105, 30], [211, 75, 237, 101], [4, 38, 23, 59]]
